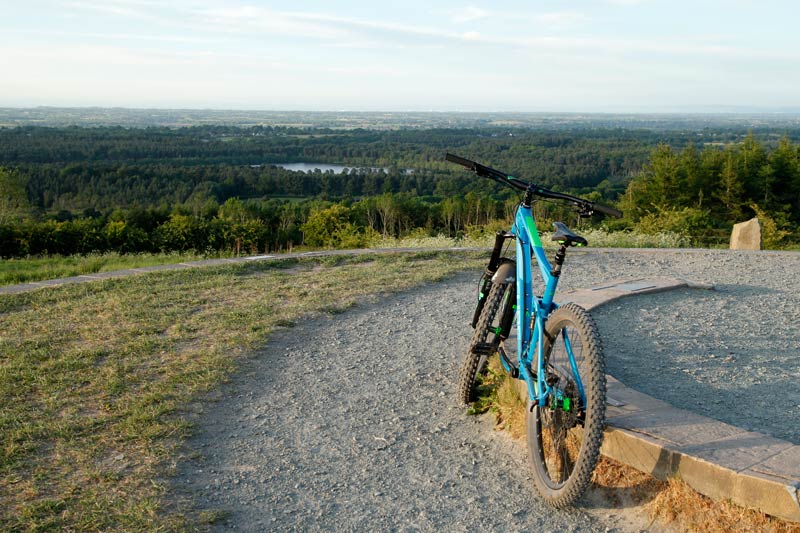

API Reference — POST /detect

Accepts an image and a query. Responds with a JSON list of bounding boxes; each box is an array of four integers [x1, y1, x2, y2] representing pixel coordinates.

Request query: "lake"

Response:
[[271, 163, 388, 173]]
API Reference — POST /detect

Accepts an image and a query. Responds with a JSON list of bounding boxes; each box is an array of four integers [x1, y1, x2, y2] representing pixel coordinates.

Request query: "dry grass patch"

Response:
[[468, 355, 526, 438], [0, 251, 486, 531], [646, 478, 800, 533]]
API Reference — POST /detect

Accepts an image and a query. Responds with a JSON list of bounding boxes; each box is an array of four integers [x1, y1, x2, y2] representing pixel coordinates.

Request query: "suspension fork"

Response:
[[471, 230, 515, 328]]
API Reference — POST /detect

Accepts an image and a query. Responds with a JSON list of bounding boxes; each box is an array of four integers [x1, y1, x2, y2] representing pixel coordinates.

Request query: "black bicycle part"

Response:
[[471, 231, 515, 329], [550, 222, 587, 247], [445, 153, 623, 219], [459, 280, 514, 404]]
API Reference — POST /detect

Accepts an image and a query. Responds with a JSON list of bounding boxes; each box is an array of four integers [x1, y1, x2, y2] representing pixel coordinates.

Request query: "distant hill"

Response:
[[2, 106, 800, 131]]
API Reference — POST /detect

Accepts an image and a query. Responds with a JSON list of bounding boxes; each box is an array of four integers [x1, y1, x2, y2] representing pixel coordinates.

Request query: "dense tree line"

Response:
[[1, 126, 799, 257], [618, 134, 800, 246], [0, 125, 684, 211], [0, 192, 515, 256]]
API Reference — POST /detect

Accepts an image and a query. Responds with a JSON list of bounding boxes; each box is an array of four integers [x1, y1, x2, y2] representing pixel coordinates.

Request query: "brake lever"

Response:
[[576, 203, 594, 218]]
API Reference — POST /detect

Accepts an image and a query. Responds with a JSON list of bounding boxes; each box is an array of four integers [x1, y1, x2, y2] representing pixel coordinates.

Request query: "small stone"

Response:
[[730, 217, 762, 250]]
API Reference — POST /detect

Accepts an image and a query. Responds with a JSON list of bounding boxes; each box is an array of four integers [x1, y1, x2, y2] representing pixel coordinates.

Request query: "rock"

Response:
[[729, 217, 761, 250]]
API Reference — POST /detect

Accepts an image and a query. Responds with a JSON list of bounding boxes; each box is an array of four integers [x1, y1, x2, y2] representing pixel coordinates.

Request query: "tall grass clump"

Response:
[[368, 227, 690, 251]]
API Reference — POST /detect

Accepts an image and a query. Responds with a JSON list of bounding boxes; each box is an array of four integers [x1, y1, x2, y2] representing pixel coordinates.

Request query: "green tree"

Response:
[[0, 167, 31, 223], [714, 151, 744, 222], [155, 213, 202, 251], [738, 134, 767, 202], [645, 144, 683, 208], [218, 197, 250, 223], [301, 204, 365, 248], [768, 138, 800, 216]]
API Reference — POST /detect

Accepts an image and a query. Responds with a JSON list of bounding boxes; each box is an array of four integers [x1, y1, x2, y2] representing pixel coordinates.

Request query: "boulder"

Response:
[[729, 217, 762, 250]]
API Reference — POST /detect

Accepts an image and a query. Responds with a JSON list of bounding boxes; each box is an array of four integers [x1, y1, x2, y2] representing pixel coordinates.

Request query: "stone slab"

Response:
[[730, 217, 762, 250], [608, 405, 744, 447], [605, 374, 676, 415], [561, 277, 695, 312], [597, 381, 800, 522], [680, 431, 793, 473], [754, 446, 800, 483]]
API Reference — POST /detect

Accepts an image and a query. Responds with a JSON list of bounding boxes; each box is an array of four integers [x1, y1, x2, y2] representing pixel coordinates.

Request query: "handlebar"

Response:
[[445, 153, 623, 219]]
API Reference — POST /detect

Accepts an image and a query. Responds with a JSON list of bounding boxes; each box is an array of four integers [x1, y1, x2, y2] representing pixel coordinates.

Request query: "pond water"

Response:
[[271, 163, 388, 173]]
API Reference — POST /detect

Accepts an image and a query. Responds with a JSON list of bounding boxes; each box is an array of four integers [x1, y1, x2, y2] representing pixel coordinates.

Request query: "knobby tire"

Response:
[[458, 281, 511, 404], [526, 302, 606, 508]]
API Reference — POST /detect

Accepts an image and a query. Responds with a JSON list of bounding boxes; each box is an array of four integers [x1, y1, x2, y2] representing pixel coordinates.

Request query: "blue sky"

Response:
[[2, 0, 799, 111]]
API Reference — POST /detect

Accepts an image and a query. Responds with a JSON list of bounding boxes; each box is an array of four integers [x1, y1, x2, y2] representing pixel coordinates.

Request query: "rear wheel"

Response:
[[458, 281, 512, 404], [526, 303, 606, 507]]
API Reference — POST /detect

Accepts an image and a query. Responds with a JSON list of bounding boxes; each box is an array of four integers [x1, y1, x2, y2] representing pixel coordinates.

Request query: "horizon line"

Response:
[[3, 105, 800, 116]]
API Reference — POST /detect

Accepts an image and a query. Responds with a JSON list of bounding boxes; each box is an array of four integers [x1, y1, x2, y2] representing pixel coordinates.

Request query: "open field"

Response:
[[0, 251, 486, 531]]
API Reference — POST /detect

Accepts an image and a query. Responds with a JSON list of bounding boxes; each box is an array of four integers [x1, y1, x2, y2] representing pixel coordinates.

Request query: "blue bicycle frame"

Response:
[[444, 152, 621, 411], [506, 204, 586, 409], [447, 152, 623, 505]]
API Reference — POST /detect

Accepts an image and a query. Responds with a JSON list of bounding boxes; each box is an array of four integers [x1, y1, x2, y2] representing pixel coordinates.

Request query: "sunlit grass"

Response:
[[0, 250, 486, 531], [0, 251, 226, 286], [369, 228, 691, 250]]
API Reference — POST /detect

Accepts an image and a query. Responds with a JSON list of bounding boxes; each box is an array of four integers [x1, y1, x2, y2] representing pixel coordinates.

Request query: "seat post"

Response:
[[550, 243, 569, 277]]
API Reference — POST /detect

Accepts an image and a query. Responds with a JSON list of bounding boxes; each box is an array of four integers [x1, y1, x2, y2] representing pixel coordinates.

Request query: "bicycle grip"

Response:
[[592, 203, 623, 218], [445, 153, 476, 169]]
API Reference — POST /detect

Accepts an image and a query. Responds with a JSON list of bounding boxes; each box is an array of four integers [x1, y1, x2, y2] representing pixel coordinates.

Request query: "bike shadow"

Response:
[[583, 457, 668, 510]]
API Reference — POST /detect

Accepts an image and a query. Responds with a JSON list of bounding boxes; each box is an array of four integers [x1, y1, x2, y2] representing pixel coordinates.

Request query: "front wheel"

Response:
[[458, 281, 512, 404], [526, 303, 606, 508]]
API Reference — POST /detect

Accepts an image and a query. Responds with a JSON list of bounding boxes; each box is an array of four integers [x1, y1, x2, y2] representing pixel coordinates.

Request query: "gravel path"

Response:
[[171, 272, 638, 531], [170, 248, 799, 530]]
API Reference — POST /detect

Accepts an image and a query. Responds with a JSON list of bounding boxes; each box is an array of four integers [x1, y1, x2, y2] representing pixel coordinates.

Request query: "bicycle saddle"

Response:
[[551, 221, 588, 247]]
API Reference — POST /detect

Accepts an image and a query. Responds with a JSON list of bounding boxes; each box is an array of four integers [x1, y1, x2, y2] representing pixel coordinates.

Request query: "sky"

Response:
[[2, 0, 799, 112]]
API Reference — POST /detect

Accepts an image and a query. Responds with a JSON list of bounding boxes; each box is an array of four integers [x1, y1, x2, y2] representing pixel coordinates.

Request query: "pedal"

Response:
[[471, 342, 496, 356]]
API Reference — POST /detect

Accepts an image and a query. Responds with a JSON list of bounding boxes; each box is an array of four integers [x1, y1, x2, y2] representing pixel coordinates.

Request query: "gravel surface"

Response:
[[171, 272, 639, 532], [170, 247, 799, 530]]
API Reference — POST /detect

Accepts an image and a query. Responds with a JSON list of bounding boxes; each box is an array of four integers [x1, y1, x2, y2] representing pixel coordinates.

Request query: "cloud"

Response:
[[532, 11, 588, 28], [48, 2, 800, 65], [196, 6, 349, 39], [60, 0, 152, 20], [450, 7, 489, 24], [192, 4, 486, 44], [5, 27, 224, 45], [601, 0, 647, 5]]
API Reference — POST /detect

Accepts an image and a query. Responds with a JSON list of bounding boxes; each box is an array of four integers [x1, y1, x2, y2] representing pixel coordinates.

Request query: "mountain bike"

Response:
[[445, 153, 622, 507]]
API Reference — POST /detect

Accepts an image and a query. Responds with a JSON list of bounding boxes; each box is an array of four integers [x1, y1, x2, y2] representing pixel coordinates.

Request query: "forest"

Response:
[[1, 122, 799, 257]]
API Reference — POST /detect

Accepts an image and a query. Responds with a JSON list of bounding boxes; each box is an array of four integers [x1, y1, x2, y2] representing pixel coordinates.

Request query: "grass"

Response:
[[470, 354, 800, 532], [0, 225, 745, 289], [369, 227, 691, 250], [0, 251, 227, 286], [0, 250, 487, 531]]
